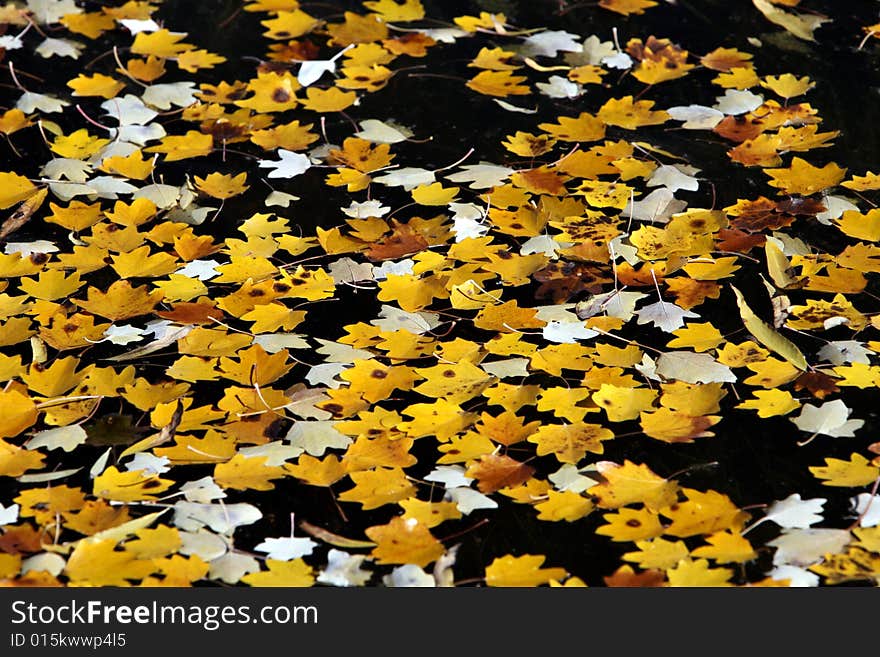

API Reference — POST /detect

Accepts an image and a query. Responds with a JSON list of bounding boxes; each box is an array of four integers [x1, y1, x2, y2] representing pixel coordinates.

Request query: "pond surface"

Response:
[[1, 0, 879, 587]]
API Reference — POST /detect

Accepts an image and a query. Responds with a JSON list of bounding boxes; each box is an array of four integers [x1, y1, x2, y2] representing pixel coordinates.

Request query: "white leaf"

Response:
[[667, 105, 724, 129], [17, 91, 69, 113], [101, 94, 158, 126], [18, 469, 80, 483], [180, 476, 226, 503], [713, 89, 764, 115], [41, 158, 92, 183], [768, 565, 819, 587], [124, 453, 170, 474], [372, 167, 435, 190], [21, 553, 66, 576], [424, 465, 472, 489], [445, 163, 513, 189], [422, 27, 467, 43], [172, 501, 263, 534], [102, 324, 147, 345], [851, 493, 880, 528], [520, 234, 570, 257], [328, 256, 375, 284], [132, 183, 181, 209], [258, 149, 312, 179], [285, 420, 351, 456], [0, 35, 23, 50], [115, 123, 166, 146], [636, 300, 700, 333], [27, 0, 79, 24], [141, 81, 197, 110], [176, 258, 221, 281], [209, 552, 259, 584], [655, 351, 737, 383], [764, 494, 826, 528], [536, 76, 581, 99], [647, 164, 700, 193], [5, 241, 58, 257], [542, 320, 598, 344], [623, 188, 687, 223], [86, 175, 138, 198], [372, 258, 414, 280], [315, 338, 376, 362], [447, 487, 498, 514], [35, 37, 83, 58], [265, 191, 300, 207], [492, 99, 538, 114], [769, 528, 850, 566], [354, 119, 413, 144], [253, 333, 311, 352], [601, 51, 633, 69], [0, 503, 20, 525], [816, 340, 871, 365], [239, 442, 303, 465], [317, 549, 372, 586], [179, 529, 228, 561], [90, 448, 111, 479], [480, 357, 530, 379], [384, 564, 435, 587], [815, 195, 858, 224], [576, 290, 646, 320], [254, 536, 318, 560], [549, 464, 597, 493], [26, 425, 87, 453], [341, 199, 390, 218], [572, 35, 616, 65], [305, 362, 350, 388], [298, 59, 338, 87], [370, 305, 441, 334], [520, 30, 582, 58], [791, 399, 864, 438], [119, 18, 160, 34]]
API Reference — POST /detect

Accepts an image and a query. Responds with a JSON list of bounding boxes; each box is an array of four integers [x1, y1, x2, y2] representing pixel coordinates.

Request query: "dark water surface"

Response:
[[4, 0, 880, 585]]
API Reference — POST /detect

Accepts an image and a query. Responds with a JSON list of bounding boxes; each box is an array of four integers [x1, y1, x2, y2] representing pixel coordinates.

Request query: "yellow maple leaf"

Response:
[[764, 156, 846, 195], [534, 491, 594, 522], [66, 73, 125, 99], [589, 460, 679, 511], [194, 171, 250, 199], [809, 453, 880, 487], [364, 0, 425, 21], [285, 454, 348, 487], [528, 423, 612, 463], [666, 558, 733, 586], [485, 554, 567, 587], [130, 29, 195, 58], [599, 0, 658, 16], [691, 531, 757, 563], [0, 439, 44, 476], [411, 182, 459, 206], [214, 454, 288, 491], [622, 538, 689, 570], [366, 517, 445, 567], [736, 389, 800, 417], [241, 559, 315, 587], [597, 507, 665, 542], [145, 130, 214, 161], [598, 96, 669, 129], [65, 539, 156, 586], [93, 466, 174, 502], [75, 280, 163, 320], [338, 467, 416, 509], [661, 488, 749, 537], [467, 70, 530, 97]]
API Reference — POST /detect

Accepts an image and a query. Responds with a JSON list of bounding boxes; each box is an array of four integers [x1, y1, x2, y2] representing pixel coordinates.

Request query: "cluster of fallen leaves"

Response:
[[0, 0, 878, 588]]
